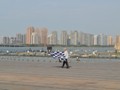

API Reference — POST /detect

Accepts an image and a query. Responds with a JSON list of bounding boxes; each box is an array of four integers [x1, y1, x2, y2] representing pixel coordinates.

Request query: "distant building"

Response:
[[47, 34, 52, 45], [87, 33, 94, 46], [70, 31, 78, 45], [60, 31, 68, 45], [94, 35, 98, 45], [74, 31, 79, 45], [107, 36, 113, 46], [103, 35, 107, 46], [0, 36, 3, 44], [34, 28, 41, 44], [3, 37, 10, 45], [97, 34, 107, 46], [47, 31, 58, 45], [79, 32, 87, 45], [26, 26, 35, 44], [16, 33, 26, 44], [39, 28, 48, 46], [26, 27, 48, 45], [10, 37, 17, 44], [31, 32, 39, 44], [115, 35, 120, 50], [52, 31, 58, 45], [67, 35, 71, 45], [23, 34, 26, 44], [79, 32, 84, 45], [79, 32, 94, 46]]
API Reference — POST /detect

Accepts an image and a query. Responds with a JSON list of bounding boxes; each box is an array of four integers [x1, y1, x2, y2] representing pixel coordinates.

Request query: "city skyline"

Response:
[[0, 0, 120, 36], [0, 27, 116, 46]]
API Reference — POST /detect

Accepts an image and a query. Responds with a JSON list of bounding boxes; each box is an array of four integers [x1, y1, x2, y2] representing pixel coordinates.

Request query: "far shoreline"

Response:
[[0, 44, 114, 47]]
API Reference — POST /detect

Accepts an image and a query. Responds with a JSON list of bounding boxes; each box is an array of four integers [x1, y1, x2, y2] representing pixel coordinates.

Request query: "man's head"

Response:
[[64, 48, 67, 51]]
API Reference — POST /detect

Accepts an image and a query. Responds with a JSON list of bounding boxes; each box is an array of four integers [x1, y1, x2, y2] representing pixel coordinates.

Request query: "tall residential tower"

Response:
[[26, 26, 34, 44]]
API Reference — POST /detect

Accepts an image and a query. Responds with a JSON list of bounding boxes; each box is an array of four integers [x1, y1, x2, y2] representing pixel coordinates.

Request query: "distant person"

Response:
[[62, 48, 69, 68], [76, 57, 80, 61]]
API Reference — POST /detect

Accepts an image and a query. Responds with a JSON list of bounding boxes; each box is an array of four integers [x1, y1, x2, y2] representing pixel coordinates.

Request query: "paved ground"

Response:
[[0, 57, 120, 90]]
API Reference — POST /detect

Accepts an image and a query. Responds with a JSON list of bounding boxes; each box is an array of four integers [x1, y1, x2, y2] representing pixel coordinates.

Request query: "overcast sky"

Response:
[[0, 0, 120, 36]]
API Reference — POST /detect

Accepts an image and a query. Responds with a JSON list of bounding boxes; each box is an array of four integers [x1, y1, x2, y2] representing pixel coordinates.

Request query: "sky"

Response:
[[0, 0, 120, 36]]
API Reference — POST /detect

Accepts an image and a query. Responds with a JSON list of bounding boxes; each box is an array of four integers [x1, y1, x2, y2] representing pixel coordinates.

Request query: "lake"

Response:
[[0, 46, 115, 53]]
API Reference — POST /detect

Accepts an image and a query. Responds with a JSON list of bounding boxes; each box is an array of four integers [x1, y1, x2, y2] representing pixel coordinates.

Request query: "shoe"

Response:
[[66, 67, 69, 69]]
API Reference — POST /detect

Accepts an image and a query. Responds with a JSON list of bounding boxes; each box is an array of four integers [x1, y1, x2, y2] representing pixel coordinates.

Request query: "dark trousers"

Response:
[[62, 59, 69, 68]]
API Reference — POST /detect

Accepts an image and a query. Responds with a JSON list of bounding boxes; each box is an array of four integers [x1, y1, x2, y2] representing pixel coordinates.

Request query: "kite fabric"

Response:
[[50, 51, 66, 61]]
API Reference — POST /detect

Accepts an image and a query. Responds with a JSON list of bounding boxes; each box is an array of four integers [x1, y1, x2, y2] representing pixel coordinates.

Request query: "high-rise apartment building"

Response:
[[16, 33, 26, 44], [69, 31, 74, 45], [31, 32, 39, 44], [115, 35, 120, 50], [94, 35, 98, 45], [61, 31, 68, 45], [39, 28, 48, 46], [26, 26, 34, 44], [3, 37, 10, 45], [67, 35, 71, 45], [47, 34, 52, 45], [86, 33, 94, 46], [97, 34, 107, 46], [26, 27, 48, 45], [70, 31, 78, 45], [0, 37, 3, 44], [51, 31, 57, 45], [47, 31, 58, 45], [74, 31, 78, 45], [115, 35, 120, 44], [103, 35, 107, 46], [107, 36, 113, 45], [10, 37, 17, 44], [79, 32, 84, 45], [79, 32, 86, 45], [78, 32, 94, 46], [23, 34, 26, 44], [34, 28, 41, 44]]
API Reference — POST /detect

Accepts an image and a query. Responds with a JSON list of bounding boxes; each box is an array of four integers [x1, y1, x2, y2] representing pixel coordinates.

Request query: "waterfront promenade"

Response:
[[0, 57, 120, 90]]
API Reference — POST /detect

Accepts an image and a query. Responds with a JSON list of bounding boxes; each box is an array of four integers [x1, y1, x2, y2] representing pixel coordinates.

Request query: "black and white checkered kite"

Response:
[[51, 51, 66, 61]]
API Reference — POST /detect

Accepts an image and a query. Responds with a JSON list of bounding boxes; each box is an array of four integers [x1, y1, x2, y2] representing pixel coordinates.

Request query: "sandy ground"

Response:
[[0, 57, 120, 90]]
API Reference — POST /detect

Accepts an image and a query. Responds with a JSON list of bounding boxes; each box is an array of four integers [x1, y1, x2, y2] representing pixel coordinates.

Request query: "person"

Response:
[[62, 48, 69, 68], [76, 57, 80, 61]]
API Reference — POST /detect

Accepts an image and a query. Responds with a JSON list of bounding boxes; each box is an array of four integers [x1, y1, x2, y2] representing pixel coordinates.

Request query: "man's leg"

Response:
[[62, 61, 65, 68], [66, 59, 69, 68]]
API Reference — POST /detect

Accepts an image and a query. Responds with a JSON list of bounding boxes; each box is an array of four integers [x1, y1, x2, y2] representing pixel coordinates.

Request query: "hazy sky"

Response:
[[0, 0, 120, 36]]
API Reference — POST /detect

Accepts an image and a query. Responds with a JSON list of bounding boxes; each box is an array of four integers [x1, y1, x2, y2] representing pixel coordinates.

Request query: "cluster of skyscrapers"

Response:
[[0, 26, 119, 46], [0, 34, 26, 45]]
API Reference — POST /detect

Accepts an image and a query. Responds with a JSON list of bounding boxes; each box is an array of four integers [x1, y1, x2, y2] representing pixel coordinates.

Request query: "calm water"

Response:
[[0, 46, 115, 53], [0, 46, 118, 63]]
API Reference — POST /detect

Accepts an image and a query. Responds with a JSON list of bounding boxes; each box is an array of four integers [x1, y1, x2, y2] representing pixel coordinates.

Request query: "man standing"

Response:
[[62, 48, 69, 68]]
